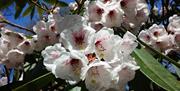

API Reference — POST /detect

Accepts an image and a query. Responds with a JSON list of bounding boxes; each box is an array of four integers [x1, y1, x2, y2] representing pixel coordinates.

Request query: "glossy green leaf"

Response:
[[132, 48, 180, 91], [13, 72, 55, 91], [22, 5, 34, 17]]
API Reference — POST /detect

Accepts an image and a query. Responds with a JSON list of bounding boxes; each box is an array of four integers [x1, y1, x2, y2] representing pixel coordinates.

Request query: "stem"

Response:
[[2, 20, 36, 34], [137, 38, 180, 68]]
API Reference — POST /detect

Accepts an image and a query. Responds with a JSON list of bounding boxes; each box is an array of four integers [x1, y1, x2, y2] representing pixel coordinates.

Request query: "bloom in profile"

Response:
[[167, 15, 180, 33]]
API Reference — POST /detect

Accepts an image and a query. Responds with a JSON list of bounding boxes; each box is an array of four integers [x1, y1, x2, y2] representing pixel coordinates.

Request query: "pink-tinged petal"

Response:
[[85, 1, 105, 22], [61, 25, 96, 53], [101, 3, 124, 27], [41, 43, 66, 71], [95, 27, 121, 61], [54, 51, 88, 84]]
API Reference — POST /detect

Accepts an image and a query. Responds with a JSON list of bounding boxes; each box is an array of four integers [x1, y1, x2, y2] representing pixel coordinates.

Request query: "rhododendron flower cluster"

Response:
[[0, 17, 59, 70], [0, 28, 32, 69], [0, 0, 151, 89], [42, 13, 139, 91], [138, 15, 180, 54], [84, 0, 149, 32]]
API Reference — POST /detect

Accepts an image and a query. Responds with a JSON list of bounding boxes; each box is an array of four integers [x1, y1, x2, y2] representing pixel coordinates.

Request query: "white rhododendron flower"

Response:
[[111, 62, 139, 91], [94, 27, 121, 61], [54, 15, 87, 33], [61, 24, 96, 53], [167, 15, 180, 33], [32, 20, 59, 51], [54, 50, 88, 83], [138, 24, 176, 53], [4, 49, 24, 69], [42, 43, 66, 72], [148, 24, 168, 40], [85, 1, 105, 22], [121, 0, 149, 33], [101, 2, 124, 27], [42, 44, 88, 84], [138, 30, 152, 45], [17, 40, 34, 54], [1, 28, 25, 49], [81, 61, 112, 91]]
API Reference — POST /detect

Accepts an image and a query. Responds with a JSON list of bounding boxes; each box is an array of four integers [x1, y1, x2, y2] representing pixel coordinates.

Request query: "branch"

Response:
[[2, 20, 36, 34]]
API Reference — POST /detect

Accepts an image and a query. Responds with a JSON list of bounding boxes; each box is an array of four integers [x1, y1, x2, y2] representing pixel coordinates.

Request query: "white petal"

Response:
[[54, 50, 88, 83], [83, 61, 112, 91], [41, 43, 66, 72], [61, 24, 96, 53]]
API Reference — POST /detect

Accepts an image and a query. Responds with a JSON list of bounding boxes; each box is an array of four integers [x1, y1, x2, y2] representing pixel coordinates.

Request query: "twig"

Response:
[[2, 20, 36, 34]]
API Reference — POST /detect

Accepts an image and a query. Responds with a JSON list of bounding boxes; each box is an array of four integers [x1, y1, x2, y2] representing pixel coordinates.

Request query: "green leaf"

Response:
[[132, 48, 180, 91], [13, 72, 55, 91], [22, 5, 34, 17]]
